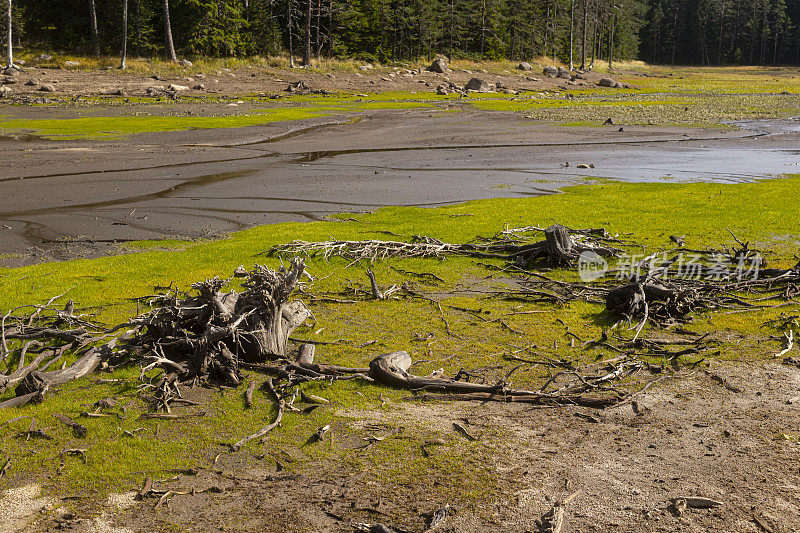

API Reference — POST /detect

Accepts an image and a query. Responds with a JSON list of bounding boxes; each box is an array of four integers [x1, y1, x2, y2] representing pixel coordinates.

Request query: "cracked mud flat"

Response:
[[5, 362, 798, 532], [1, 106, 800, 266]]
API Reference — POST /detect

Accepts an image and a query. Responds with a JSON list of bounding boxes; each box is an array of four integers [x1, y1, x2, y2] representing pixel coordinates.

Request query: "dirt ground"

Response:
[[3, 361, 798, 532]]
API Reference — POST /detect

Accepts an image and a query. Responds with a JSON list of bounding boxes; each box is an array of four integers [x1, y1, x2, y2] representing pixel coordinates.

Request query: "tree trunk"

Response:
[[449, 0, 454, 60], [5, 0, 12, 68], [717, 2, 725, 65], [288, 0, 294, 67], [163, 0, 177, 61], [580, 0, 587, 69], [135, 0, 141, 57], [314, 0, 321, 58], [327, 0, 333, 58], [609, 14, 614, 68], [569, 0, 574, 69], [303, 0, 311, 65], [480, 0, 486, 56], [88, 0, 100, 57], [120, 0, 128, 69]]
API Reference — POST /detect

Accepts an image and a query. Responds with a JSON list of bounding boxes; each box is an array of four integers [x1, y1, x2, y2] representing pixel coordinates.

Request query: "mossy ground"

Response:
[[2, 171, 799, 504]]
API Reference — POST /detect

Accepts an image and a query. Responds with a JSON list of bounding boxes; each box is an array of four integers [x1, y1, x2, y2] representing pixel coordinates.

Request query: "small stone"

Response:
[[518, 62, 533, 71], [64, 60, 80, 67], [193, 84, 205, 91], [0, 86, 12, 96], [436, 85, 448, 95], [3, 76, 18, 84], [168, 84, 189, 92], [2, 67, 19, 76], [39, 83, 56, 92], [195, 73, 206, 79], [178, 59, 193, 67], [37, 54, 52, 61]]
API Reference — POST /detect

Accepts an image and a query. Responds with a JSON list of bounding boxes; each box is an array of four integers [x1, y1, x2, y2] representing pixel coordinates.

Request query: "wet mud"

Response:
[[1, 108, 798, 265]]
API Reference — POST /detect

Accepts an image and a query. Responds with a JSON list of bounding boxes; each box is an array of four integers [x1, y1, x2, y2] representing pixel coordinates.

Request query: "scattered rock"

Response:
[[168, 84, 189, 92], [543, 65, 558, 78], [436, 85, 448, 95], [25, 78, 39, 86], [495, 80, 506, 89], [465, 77, 492, 92], [16, 59, 24, 66], [193, 84, 206, 91], [2, 76, 17, 84], [557, 66, 571, 79], [603, 117, 615, 125], [0, 86, 12, 97], [427, 56, 449, 73], [178, 59, 193, 67], [359, 64, 373, 71], [64, 60, 80, 67], [2, 67, 19, 76], [39, 83, 56, 92], [37, 54, 52, 61], [518, 62, 533, 71], [195, 73, 206, 79]]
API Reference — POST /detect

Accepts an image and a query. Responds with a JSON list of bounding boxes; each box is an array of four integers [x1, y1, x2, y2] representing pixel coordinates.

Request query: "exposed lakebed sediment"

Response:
[[1, 108, 798, 265]]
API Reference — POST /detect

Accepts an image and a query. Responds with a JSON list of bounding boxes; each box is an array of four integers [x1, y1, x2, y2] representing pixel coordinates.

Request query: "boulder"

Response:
[[358, 64, 373, 71], [168, 84, 189, 92], [39, 83, 56, 92], [465, 77, 492, 92], [598, 77, 621, 88], [25, 78, 39, 86], [557, 67, 571, 79], [0, 86, 12, 96], [495, 80, 506, 89], [2, 67, 19, 76], [436, 84, 448, 95], [193, 83, 206, 91], [64, 60, 80, 67], [178, 59, 193, 67], [518, 62, 533, 71], [2, 76, 17, 84], [37, 54, 52, 61], [543, 65, 558, 78], [427, 56, 449, 73]]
